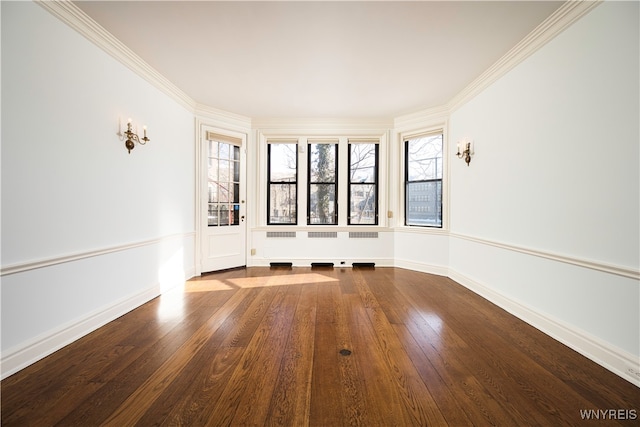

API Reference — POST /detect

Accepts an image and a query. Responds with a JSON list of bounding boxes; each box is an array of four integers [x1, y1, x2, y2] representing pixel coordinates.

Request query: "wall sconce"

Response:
[[456, 140, 473, 166], [120, 118, 150, 154]]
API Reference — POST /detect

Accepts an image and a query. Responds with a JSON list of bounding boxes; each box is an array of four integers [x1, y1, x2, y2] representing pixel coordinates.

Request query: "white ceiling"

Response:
[[74, 1, 564, 119]]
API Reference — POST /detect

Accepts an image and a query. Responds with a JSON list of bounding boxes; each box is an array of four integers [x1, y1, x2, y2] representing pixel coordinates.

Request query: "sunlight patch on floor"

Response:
[[185, 272, 339, 292]]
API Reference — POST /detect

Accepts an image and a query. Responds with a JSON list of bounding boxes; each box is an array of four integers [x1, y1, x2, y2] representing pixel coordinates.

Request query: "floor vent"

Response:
[[349, 232, 379, 239], [308, 231, 338, 238], [266, 231, 296, 238], [311, 262, 334, 268], [270, 262, 293, 268], [352, 262, 375, 268]]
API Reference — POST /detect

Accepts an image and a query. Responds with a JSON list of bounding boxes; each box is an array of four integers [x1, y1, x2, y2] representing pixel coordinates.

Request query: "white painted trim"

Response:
[[450, 232, 639, 280], [36, 0, 195, 113], [1, 232, 196, 276], [36, 0, 601, 130], [195, 104, 252, 131], [447, 0, 602, 112], [1, 283, 160, 380], [393, 105, 450, 133], [393, 259, 449, 277], [448, 269, 640, 387], [253, 118, 393, 133], [393, 1, 603, 123], [196, 122, 251, 273]]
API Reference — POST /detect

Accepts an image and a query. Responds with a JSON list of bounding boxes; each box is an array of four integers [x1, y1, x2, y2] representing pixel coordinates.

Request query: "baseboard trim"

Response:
[[0, 284, 161, 380], [393, 259, 449, 277], [448, 269, 640, 387]]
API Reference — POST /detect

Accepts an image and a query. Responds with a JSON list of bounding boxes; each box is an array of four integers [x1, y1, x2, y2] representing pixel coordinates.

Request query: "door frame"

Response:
[[195, 120, 249, 275]]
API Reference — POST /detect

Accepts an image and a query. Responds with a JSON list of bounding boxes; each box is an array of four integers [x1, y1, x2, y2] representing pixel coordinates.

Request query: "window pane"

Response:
[[219, 205, 229, 226], [208, 157, 218, 181], [309, 144, 336, 182], [407, 135, 443, 181], [209, 141, 219, 158], [208, 204, 218, 226], [233, 160, 240, 182], [269, 183, 296, 224], [219, 143, 230, 160], [218, 184, 230, 203], [350, 144, 376, 183], [209, 139, 242, 227], [348, 143, 377, 225], [231, 204, 240, 225], [406, 181, 442, 227], [219, 160, 231, 183], [233, 183, 240, 203], [309, 184, 336, 224], [208, 183, 218, 203], [350, 184, 376, 224], [270, 144, 297, 182]]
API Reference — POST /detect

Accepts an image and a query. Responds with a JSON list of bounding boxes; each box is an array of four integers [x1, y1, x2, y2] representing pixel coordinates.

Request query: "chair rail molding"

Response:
[[450, 232, 639, 280], [1, 232, 196, 277]]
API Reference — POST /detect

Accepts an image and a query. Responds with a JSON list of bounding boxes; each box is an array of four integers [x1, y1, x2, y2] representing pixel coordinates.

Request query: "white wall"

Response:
[[394, 230, 449, 276], [448, 0, 639, 382], [1, 1, 195, 377]]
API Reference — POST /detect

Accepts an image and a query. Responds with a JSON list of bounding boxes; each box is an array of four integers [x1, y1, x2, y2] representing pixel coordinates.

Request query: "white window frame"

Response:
[[258, 131, 387, 228], [398, 126, 449, 231]]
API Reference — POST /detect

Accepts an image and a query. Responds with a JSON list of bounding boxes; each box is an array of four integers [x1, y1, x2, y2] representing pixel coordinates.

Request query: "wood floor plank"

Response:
[[344, 292, 413, 426], [367, 271, 476, 425], [350, 268, 449, 425], [398, 272, 565, 423], [229, 284, 303, 425], [203, 285, 294, 425], [371, 269, 523, 426], [164, 286, 280, 425], [408, 273, 602, 416], [437, 276, 640, 411], [309, 283, 350, 426], [100, 285, 251, 426], [2, 267, 638, 426], [265, 283, 317, 426]]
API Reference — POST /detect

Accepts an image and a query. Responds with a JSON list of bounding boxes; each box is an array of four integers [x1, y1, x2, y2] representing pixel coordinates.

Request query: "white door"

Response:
[[200, 128, 246, 272]]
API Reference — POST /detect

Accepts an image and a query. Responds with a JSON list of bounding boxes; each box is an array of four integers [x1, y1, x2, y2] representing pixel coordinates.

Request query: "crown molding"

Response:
[[195, 103, 253, 131], [36, 0, 196, 113], [37, 0, 603, 127], [393, 104, 450, 133], [447, 0, 603, 113], [252, 117, 393, 133]]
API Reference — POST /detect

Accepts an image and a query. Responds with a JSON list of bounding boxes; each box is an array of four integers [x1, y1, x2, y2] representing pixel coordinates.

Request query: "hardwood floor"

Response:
[[2, 267, 638, 426]]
